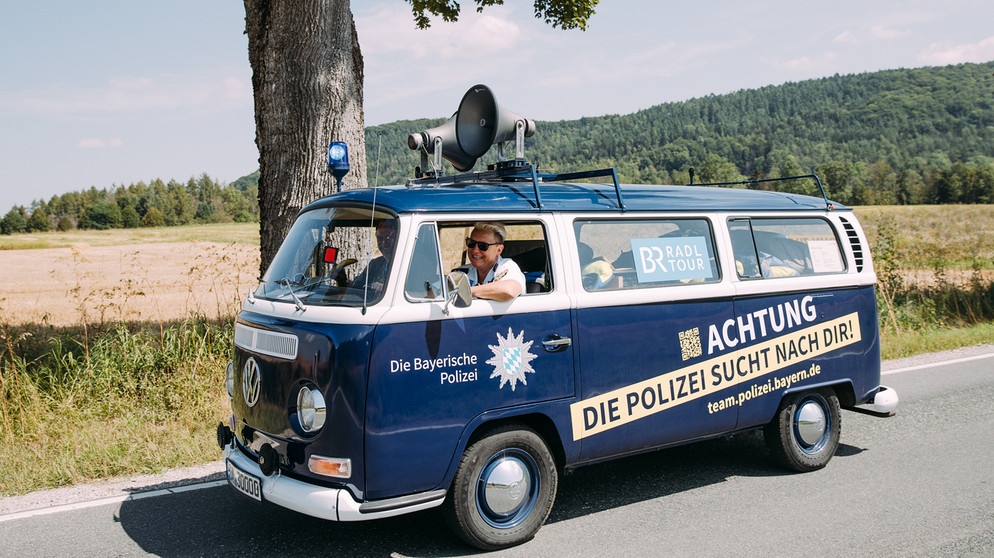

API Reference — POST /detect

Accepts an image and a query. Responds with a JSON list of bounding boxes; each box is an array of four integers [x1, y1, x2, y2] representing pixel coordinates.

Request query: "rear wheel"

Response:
[[764, 389, 841, 472], [444, 425, 557, 550]]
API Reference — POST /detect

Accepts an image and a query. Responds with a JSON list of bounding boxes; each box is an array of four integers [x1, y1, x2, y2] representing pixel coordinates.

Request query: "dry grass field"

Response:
[[0, 224, 260, 326], [2, 206, 993, 326], [855, 204, 994, 285]]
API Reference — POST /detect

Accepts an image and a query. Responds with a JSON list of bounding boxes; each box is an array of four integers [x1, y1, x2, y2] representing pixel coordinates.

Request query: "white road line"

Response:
[[0, 480, 228, 523], [882, 352, 994, 375]]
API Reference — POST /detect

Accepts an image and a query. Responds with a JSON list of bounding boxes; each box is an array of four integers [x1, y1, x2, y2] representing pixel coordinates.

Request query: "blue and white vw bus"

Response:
[[217, 85, 898, 550]]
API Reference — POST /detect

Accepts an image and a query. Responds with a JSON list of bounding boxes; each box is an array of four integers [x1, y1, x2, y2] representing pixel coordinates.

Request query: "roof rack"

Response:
[[406, 161, 627, 212], [688, 174, 833, 210]]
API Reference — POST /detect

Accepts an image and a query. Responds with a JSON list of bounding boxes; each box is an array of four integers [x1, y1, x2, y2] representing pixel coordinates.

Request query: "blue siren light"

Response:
[[327, 141, 350, 190]]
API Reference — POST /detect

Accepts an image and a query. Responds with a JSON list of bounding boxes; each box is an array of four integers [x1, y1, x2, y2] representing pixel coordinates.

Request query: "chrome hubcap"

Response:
[[795, 399, 827, 449], [483, 457, 530, 516], [476, 449, 539, 528]]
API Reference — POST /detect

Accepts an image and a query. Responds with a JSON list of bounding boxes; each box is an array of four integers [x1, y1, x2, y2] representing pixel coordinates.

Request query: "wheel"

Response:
[[444, 425, 558, 550], [764, 389, 841, 472]]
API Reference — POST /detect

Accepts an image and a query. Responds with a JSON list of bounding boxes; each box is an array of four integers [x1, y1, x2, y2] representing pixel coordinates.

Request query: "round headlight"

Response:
[[225, 361, 235, 398], [296, 386, 327, 433]]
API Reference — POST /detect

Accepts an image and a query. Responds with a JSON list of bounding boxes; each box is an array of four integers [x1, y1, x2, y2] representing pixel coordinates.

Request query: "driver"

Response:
[[352, 219, 398, 294]]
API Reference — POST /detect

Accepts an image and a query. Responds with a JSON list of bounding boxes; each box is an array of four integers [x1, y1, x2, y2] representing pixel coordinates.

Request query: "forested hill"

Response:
[[4, 62, 993, 234], [367, 61, 994, 206]]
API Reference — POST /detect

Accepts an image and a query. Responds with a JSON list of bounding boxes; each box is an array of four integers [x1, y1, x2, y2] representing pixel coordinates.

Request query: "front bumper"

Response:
[[223, 445, 446, 521]]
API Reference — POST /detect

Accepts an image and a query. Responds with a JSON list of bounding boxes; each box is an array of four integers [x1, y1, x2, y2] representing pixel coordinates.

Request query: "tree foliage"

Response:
[[363, 61, 994, 206], [1, 174, 259, 235], [1, 208, 27, 235], [407, 0, 599, 30]]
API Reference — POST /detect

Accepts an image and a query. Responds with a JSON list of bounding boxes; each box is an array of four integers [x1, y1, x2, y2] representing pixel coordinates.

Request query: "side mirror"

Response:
[[443, 271, 472, 314]]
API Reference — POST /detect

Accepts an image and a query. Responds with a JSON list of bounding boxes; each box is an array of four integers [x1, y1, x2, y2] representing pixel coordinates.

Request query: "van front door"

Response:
[[363, 219, 576, 501]]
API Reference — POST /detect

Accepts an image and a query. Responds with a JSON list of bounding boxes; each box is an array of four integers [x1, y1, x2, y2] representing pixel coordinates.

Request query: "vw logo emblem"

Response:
[[242, 358, 261, 408]]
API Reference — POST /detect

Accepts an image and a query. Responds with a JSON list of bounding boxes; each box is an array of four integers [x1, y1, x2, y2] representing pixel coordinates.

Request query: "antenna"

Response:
[[362, 135, 384, 315], [374, 134, 382, 188]]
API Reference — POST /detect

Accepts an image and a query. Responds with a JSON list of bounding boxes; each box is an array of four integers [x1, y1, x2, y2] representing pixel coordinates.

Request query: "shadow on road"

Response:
[[117, 432, 795, 557]]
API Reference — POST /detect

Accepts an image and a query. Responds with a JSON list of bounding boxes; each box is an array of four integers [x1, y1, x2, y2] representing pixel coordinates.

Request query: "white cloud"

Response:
[[356, 6, 521, 61], [780, 52, 840, 73], [78, 137, 123, 149], [833, 24, 909, 45], [833, 31, 858, 45], [356, 4, 538, 122], [870, 25, 910, 40], [224, 77, 251, 101], [10, 70, 251, 117], [920, 36, 994, 65]]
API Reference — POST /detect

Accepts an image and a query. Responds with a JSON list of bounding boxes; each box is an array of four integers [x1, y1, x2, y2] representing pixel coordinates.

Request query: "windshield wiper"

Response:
[[275, 278, 306, 312]]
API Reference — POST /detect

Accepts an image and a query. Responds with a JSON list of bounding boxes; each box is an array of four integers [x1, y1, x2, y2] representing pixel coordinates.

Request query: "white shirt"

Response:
[[466, 255, 526, 291]]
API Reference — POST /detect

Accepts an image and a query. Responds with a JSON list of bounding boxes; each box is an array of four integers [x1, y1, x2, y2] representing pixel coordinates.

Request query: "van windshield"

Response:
[[254, 207, 398, 307]]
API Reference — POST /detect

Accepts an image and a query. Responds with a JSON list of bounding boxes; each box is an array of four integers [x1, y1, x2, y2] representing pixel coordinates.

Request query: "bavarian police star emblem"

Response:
[[486, 328, 537, 391]]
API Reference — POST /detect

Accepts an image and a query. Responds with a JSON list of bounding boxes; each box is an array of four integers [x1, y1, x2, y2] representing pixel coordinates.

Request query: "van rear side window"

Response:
[[729, 217, 845, 278], [574, 219, 719, 291]]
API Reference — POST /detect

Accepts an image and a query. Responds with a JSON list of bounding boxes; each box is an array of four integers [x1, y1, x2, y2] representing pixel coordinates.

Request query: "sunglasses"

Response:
[[465, 238, 502, 252]]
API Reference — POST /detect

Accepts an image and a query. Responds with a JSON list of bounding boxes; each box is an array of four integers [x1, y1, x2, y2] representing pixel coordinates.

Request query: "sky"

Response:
[[2, 0, 993, 213]]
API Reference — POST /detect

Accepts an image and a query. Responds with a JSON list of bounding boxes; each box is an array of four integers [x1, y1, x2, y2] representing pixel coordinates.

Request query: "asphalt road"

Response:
[[1, 349, 992, 557]]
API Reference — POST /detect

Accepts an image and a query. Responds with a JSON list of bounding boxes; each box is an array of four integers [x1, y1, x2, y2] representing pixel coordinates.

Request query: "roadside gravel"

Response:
[[2, 343, 992, 517], [0, 462, 225, 516]]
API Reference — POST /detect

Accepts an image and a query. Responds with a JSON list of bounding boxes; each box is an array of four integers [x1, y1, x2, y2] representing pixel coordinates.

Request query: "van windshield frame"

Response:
[[254, 206, 399, 308]]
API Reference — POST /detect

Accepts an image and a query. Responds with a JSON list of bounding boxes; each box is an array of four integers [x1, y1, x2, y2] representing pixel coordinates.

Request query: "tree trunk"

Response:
[[244, 0, 366, 274]]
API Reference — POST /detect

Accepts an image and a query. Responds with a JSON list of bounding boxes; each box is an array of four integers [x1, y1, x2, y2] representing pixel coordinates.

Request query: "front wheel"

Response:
[[444, 425, 557, 550], [764, 389, 841, 472]]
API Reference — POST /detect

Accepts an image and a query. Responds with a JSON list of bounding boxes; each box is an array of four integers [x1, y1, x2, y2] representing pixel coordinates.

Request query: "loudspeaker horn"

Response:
[[407, 113, 478, 172], [455, 84, 535, 159]]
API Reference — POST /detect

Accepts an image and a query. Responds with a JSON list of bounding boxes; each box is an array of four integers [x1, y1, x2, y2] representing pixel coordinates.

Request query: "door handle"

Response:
[[541, 334, 572, 352]]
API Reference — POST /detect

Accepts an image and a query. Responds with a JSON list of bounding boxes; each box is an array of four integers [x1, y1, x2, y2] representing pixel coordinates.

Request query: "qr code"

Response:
[[679, 327, 702, 361]]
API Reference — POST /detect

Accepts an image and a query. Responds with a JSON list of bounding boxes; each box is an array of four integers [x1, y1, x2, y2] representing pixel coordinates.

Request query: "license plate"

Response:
[[227, 459, 262, 502]]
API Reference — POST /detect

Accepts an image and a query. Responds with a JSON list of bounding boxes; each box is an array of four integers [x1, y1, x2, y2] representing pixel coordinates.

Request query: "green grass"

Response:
[[0, 319, 231, 495], [880, 322, 994, 360], [1, 209, 993, 497]]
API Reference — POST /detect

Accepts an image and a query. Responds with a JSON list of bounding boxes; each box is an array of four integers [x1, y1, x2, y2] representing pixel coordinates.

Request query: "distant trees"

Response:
[[1, 208, 27, 235], [4, 61, 992, 238], [0, 174, 259, 235], [363, 61, 994, 207], [26, 207, 51, 232]]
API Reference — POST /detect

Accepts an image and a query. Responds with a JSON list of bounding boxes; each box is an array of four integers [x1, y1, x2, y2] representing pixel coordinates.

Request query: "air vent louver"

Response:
[[839, 217, 864, 272], [234, 323, 299, 360]]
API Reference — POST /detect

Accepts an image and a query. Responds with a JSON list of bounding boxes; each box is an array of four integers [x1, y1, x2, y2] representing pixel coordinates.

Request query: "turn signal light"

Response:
[[308, 455, 351, 479]]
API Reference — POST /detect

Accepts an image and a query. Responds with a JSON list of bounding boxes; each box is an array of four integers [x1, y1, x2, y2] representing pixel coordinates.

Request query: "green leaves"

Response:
[[406, 0, 598, 30]]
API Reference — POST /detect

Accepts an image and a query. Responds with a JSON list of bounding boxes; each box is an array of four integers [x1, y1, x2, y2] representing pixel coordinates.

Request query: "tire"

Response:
[[444, 425, 558, 550], [764, 389, 841, 472]]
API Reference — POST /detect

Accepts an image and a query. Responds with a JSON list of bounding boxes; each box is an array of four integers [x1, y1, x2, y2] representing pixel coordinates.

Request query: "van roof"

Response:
[[304, 180, 847, 215]]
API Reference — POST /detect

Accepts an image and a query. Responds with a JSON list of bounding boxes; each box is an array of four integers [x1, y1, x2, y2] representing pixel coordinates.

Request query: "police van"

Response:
[[217, 85, 898, 550]]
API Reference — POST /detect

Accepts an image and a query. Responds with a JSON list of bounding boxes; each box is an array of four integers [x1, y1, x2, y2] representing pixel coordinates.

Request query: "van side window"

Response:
[[574, 219, 719, 291], [404, 223, 444, 301], [438, 221, 552, 294], [729, 217, 845, 279]]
